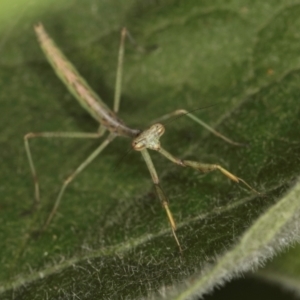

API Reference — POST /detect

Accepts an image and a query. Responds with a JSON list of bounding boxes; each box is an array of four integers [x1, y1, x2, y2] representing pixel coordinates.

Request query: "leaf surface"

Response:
[[0, 1, 300, 299]]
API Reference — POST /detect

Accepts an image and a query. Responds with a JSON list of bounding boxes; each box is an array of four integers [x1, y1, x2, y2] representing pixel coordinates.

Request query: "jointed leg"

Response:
[[42, 133, 115, 230], [113, 28, 145, 113], [24, 129, 106, 207], [113, 28, 127, 113], [158, 147, 260, 194], [140, 149, 182, 253], [151, 109, 243, 146]]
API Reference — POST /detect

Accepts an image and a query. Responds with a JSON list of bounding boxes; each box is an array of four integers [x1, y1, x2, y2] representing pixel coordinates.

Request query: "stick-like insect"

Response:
[[25, 23, 259, 252]]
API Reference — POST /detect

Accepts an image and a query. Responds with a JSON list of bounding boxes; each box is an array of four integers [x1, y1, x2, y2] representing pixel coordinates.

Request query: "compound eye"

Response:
[[132, 140, 145, 151], [150, 123, 165, 136], [156, 124, 165, 135]]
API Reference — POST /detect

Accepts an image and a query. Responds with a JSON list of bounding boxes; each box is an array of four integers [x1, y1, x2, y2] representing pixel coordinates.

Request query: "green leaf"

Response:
[[1, 0, 300, 299], [254, 196, 300, 295]]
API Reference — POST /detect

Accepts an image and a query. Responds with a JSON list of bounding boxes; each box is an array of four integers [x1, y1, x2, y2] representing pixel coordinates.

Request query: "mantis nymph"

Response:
[[25, 23, 259, 252]]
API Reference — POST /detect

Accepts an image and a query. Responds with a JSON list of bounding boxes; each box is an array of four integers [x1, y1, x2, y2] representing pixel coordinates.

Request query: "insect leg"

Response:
[[151, 109, 244, 146], [158, 147, 260, 194], [113, 28, 127, 113], [140, 149, 182, 253], [24, 130, 106, 207], [42, 133, 115, 230]]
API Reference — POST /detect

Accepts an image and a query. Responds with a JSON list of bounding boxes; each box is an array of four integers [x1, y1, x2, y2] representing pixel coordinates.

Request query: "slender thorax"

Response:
[[24, 23, 260, 253]]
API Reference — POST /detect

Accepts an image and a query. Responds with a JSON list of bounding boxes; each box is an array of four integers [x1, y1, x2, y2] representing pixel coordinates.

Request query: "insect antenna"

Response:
[[112, 146, 135, 172]]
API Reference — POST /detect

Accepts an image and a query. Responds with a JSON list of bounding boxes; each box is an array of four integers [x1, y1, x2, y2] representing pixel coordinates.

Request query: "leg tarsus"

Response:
[[183, 160, 260, 194], [155, 184, 183, 254], [233, 177, 261, 195], [171, 227, 183, 254]]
